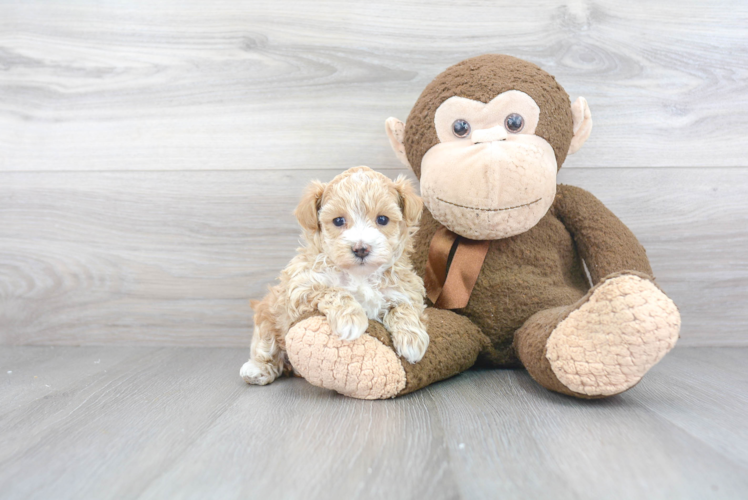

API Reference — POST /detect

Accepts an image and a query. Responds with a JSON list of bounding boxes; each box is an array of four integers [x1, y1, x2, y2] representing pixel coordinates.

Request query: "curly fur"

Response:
[[240, 166, 429, 386]]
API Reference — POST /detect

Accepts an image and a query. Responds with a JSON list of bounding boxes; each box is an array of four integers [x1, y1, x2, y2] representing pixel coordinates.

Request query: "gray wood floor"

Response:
[[1, 346, 746, 500]]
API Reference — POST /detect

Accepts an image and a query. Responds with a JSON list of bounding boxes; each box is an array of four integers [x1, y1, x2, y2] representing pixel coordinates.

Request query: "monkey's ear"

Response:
[[385, 117, 412, 169], [294, 180, 326, 232], [568, 97, 593, 155], [393, 175, 423, 227]]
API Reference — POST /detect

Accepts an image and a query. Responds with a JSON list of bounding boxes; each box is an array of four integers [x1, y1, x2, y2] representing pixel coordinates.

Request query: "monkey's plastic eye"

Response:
[[505, 113, 524, 133], [333, 217, 345, 227], [452, 119, 471, 138], [376, 215, 389, 226]]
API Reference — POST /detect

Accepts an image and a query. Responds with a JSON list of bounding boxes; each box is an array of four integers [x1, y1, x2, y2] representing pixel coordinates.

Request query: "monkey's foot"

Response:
[[545, 274, 681, 397], [285, 316, 407, 399]]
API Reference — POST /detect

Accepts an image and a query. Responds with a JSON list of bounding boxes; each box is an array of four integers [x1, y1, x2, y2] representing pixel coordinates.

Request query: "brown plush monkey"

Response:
[[284, 54, 680, 399]]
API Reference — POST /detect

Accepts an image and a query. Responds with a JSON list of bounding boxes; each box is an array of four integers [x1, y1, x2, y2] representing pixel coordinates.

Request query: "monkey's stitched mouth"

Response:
[[435, 197, 541, 212]]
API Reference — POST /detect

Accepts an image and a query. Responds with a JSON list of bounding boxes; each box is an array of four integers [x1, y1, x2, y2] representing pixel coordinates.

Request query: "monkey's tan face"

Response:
[[420, 91, 557, 240]]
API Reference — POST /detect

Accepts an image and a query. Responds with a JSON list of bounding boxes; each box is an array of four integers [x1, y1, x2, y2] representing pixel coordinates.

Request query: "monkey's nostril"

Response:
[[351, 244, 371, 259]]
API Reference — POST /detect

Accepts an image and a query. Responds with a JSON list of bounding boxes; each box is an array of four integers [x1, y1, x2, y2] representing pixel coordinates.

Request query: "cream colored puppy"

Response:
[[240, 166, 429, 386]]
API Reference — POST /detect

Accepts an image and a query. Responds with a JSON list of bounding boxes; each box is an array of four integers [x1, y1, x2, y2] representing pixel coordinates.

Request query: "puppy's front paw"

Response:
[[392, 326, 430, 364], [240, 359, 280, 385], [328, 307, 369, 341]]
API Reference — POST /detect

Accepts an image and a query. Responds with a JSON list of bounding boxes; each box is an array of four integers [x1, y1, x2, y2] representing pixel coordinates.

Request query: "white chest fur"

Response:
[[327, 270, 394, 321]]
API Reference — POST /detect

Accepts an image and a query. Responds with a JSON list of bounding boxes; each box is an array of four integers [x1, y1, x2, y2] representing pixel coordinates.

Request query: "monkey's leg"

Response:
[[285, 309, 489, 399], [514, 272, 680, 398]]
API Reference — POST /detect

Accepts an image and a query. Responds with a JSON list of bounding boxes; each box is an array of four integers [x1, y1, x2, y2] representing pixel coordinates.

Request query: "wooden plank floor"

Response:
[[1, 346, 746, 500]]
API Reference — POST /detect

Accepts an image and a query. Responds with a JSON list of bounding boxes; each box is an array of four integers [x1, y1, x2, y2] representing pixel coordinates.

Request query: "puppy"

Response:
[[240, 166, 429, 386]]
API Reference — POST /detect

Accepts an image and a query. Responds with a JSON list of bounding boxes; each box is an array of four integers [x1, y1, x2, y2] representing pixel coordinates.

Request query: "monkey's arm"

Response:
[[552, 184, 653, 284]]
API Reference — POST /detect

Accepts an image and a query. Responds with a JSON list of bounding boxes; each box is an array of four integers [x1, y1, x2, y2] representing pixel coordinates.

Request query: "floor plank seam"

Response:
[[132, 384, 246, 497]]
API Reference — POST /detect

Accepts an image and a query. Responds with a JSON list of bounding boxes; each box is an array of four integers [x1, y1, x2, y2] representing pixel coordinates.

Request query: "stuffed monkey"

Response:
[[284, 54, 680, 399]]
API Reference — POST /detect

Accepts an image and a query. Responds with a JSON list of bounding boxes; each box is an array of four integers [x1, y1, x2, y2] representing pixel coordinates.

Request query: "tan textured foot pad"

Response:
[[286, 316, 406, 400], [546, 275, 681, 396]]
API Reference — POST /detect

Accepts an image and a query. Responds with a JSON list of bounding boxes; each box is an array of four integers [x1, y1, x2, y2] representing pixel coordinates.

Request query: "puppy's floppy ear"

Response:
[[393, 175, 423, 227], [294, 180, 326, 231]]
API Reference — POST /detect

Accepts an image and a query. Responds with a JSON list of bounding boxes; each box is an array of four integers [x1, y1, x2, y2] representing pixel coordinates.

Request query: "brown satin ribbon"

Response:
[[424, 227, 458, 304], [424, 227, 490, 310]]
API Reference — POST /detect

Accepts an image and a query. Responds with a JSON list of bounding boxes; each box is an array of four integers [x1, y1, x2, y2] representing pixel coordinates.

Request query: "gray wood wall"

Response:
[[1, 0, 746, 346]]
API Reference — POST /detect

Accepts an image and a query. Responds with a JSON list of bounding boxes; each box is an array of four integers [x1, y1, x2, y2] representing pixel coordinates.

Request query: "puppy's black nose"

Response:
[[352, 244, 371, 259]]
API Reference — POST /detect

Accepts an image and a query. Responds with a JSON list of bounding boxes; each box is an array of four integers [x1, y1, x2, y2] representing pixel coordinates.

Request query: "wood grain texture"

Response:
[[0, 347, 246, 499], [633, 347, 748, 470], [0, 346, 746, 499], [139, 376, 457, 500], [0, 345, 146, 415], [1, 167, 745, 346], [1, 0, 746, 172], [429, 360, 748, 499]]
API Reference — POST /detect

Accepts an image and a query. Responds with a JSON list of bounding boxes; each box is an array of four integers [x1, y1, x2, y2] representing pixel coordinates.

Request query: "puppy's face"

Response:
[[295, 167, 423, 273]]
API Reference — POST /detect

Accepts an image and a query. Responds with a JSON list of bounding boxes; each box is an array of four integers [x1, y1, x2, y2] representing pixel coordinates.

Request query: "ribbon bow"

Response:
[[423, 227, 490, 309]]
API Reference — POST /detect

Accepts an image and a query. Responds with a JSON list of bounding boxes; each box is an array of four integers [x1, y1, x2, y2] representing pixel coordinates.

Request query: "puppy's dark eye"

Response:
[[333, 217, 345, 227], [505, 113, 524, 133], [376, 215, 389, 226], [452, 119, 471, 138]]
